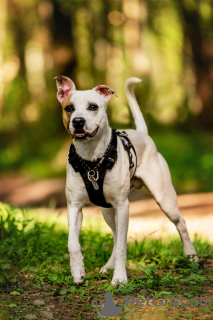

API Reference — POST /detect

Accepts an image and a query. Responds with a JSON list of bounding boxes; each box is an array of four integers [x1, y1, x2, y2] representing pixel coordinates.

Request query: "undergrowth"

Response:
[[0, 202, 213, 319]]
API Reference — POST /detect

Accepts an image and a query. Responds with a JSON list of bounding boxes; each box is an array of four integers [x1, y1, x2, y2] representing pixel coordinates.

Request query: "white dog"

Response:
[[55, 76, 197, 285]]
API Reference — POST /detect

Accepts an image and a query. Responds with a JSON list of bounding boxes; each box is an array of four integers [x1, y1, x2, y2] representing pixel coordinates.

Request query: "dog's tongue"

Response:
[[74, 129, 87, 139], [75, 133, 85, 137]]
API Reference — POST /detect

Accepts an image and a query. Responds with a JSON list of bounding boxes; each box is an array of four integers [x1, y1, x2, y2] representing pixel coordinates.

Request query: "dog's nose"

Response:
[[72, 117, 86, 129]]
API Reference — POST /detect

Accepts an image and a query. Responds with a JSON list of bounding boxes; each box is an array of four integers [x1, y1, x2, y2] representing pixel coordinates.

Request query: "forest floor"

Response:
[[0, 177, 213, 320]]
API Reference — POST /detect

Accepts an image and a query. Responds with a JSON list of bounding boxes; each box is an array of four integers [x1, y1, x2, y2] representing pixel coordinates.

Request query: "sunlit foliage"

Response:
[[0, 0, 212, 191]]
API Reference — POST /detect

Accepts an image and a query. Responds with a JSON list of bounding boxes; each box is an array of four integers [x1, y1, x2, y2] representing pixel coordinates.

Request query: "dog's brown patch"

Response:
[[61, 93, 73, 130]]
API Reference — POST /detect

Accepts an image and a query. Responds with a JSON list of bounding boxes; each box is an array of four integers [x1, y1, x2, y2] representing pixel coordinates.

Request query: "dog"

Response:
[[54, 76, 197, 285]]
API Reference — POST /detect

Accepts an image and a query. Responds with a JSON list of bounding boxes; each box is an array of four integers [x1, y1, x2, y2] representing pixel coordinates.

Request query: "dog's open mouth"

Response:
[[74, 127, 99, 140]]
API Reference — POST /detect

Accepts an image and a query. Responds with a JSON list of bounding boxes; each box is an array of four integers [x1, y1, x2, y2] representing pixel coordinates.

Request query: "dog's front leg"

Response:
[[67, 203, 85, 284], [111, 199, 129, 285]]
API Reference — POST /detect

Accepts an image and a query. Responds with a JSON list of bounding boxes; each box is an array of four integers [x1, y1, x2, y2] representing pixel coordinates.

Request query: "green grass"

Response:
[[0, 202, 213, 319]]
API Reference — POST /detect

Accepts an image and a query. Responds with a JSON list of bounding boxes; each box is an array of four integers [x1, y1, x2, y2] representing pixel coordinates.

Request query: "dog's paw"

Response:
[[73, 274, 85, 284], [184, 250, 198, 262], [100, 267, 110, 274], [111, 270, 127, 285], [111, 266, 127, 285], [188, 254, 199, 263], [71, 264, 86, 284], [111, 276, 127, 285], [72, 270, 86, 284]]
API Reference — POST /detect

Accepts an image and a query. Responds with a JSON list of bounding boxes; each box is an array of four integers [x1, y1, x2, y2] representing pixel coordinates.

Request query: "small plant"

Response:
[[180, 273, 208, 285], [136, 264, 161, 290]]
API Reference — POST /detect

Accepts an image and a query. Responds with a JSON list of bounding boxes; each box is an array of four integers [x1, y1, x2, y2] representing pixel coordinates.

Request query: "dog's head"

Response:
[[54, 76, 117, 141]]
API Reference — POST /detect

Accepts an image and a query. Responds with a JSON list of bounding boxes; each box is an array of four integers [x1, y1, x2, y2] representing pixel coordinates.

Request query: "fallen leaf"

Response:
[[10, 291, 20, 296], [9, 303, 17, 307]]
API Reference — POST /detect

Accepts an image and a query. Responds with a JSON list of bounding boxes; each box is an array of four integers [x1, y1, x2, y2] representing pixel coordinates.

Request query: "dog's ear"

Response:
[[93, 85, 117, 102], [54, 76, 76, 103]]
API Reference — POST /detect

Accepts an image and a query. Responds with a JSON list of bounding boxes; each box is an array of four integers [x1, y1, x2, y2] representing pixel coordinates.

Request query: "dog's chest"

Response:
[[67, 130, 139, 207]]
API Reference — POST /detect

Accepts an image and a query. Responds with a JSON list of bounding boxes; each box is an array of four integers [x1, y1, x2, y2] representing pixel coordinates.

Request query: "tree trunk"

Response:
[[178, 1, 213, 129]]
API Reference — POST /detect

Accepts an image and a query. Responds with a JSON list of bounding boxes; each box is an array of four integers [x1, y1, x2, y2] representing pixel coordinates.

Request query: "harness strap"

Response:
[[117, 131, 137, 180], [68, 129, 118, 208], [68, 129, 137, 208]]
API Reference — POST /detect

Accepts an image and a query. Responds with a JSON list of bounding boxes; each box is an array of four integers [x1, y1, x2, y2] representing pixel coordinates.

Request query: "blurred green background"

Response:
[[0, 0, 213, 194]]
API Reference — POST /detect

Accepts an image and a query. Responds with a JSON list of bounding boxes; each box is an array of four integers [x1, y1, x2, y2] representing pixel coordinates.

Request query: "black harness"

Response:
[[68, 129, 137, 208]]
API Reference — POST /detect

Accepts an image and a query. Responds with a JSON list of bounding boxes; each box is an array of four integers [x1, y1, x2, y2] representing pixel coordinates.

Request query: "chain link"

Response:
[[76, 131, 114, 175]]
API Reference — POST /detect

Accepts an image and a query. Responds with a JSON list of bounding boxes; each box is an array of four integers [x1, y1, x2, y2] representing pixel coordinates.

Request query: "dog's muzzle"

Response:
[[72, 117, 99, 140]]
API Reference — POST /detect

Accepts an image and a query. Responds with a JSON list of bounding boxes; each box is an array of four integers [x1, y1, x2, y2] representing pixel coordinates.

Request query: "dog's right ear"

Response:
[[54, 76, 76, 103]]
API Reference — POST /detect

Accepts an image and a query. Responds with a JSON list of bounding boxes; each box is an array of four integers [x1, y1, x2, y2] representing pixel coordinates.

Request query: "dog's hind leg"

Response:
[[138, 145, 197, 257], [100, 207, 117, 274]]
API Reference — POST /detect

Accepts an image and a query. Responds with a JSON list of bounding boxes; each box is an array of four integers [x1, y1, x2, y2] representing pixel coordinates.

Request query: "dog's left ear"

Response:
[[93, 85, 117, 102], [54, 75, 76, 103]]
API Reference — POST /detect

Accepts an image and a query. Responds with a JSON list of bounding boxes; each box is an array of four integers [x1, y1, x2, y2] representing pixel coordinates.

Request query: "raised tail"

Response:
[[125, 77, 148, 135]]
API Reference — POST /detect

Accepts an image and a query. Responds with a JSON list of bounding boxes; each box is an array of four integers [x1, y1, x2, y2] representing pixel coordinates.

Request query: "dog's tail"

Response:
[[125, 77, 148, 135]]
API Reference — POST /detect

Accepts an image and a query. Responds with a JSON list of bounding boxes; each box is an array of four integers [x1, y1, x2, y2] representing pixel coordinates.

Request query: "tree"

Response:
[[177, 0, 213, 129]]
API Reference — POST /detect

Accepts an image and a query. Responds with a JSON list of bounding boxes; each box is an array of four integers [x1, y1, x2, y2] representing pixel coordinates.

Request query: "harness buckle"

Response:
[[88, 170, 99, 190], [119, 131, 128, 137]]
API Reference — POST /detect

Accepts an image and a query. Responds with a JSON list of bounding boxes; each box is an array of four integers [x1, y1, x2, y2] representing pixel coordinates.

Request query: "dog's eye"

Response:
[[65, 104, 74, 113], [88, 104, 98, 111]]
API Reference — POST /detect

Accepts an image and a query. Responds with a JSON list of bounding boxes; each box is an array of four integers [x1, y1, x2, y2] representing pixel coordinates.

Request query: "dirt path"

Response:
[[79, 192, 213, 242], [0, 175, 213, 241]]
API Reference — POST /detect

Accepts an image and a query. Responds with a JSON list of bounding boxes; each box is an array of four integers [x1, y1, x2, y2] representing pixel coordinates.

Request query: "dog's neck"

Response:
[[73, 125, 112, 162]]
